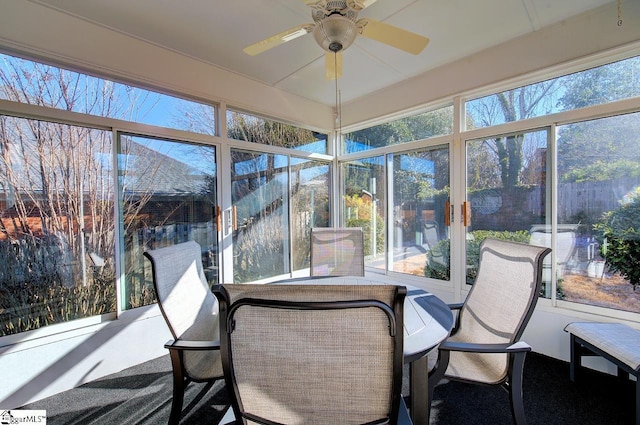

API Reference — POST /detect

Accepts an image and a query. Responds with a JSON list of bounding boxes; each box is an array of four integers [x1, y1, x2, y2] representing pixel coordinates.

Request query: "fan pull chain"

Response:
[[618, 0, 623, 27], [334, 52, 341, 132]]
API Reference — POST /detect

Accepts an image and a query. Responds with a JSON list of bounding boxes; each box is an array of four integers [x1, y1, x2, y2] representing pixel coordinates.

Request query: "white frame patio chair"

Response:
[[309, 227, 365, 276], [143, 241, 224, 425], [214, 283, 412, 425], [428, 238, 551, 425]]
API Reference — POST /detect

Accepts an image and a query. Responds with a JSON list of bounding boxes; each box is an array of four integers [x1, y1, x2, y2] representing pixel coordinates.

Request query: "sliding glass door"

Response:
[[119, 134, 219, 309], [391, 146, 450, 278], [228, 149, 331, 282], [465, 130, 551, 290], [230, 150, 290, 283], [341, 144, 450, 279]]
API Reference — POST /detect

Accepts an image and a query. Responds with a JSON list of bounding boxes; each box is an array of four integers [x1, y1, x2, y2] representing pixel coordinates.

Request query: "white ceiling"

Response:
[[30, 0, 616, 107]]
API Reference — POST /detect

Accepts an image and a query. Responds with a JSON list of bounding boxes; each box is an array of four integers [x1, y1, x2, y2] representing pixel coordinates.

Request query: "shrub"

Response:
[[593, 188, 640, 289], [424, 230, 530, 284], [0, 279, 116, 336]]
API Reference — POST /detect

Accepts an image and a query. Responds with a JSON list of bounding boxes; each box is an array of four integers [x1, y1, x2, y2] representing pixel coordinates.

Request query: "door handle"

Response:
[[463, 201, 471, 227], [444, 201, 451, 226], [232, 206, 237, 231]]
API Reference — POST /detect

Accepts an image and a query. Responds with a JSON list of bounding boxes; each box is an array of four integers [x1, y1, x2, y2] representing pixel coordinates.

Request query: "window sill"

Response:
[[0, 304, 162, 353]]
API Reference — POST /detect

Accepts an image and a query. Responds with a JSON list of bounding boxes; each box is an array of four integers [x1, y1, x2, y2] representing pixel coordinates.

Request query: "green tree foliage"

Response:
[[557, 114, 640, 182], [557, 58, 640, 182], [345, 107, 453, 150], [562, 159, 640, 183], [558, 58, 640, 109]]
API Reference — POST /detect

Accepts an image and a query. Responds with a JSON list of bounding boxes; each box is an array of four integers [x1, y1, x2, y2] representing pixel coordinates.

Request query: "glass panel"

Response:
[[391, 147, 450, 278], [342, 156, 386, 271], [226, 110, 328, 154], [466, 55, 640, 129], [0, 53, 216, 134], [119, 135, 218, 310], [290, 158, 331, 272], [557, 112, 640, 312], [231, 150, 290, 282], [466, 130, 549, 290], [344, 105, 453, 154], [0, 116, 115, 335]]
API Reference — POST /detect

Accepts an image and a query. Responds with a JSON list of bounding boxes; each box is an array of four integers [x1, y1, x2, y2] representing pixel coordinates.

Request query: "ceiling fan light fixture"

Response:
[[313, 14, 357, 52]]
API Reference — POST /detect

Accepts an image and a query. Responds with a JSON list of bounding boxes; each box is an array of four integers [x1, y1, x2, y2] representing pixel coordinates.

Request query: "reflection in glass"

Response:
[[119, 135, 218, 309]]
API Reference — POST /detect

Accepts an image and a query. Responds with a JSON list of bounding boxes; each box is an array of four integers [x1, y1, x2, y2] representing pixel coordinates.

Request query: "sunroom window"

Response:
[[466, 55, 640, 129], [0, 53, 217, 134], [226, 109, 328, 154], [0, 117, 115, 336], [344, 105, 453, 154], [556, 112, 640, 313]]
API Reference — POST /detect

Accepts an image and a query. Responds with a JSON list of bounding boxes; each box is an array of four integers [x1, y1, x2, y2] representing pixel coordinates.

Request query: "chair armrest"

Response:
[[439, 340, 531, 354], [447, 303, 465, 335], [447, 302, 464, 310], [164, 338, 220, 351]]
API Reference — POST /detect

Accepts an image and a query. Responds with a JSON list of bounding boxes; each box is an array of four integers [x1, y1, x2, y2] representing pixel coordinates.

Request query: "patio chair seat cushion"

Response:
[[564, 322, 640, 372]]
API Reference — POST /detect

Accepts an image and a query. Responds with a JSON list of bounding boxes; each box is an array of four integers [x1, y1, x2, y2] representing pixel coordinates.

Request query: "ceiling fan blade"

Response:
[[347, 0, 377, 11], [243, 24, 314, 56], [358, 18, 429, 55], [325, 51, 343, 80]]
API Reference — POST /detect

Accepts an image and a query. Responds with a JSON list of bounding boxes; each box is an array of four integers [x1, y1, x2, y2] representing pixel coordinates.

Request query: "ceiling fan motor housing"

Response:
[[313, 13, 358, 52], [311, 1, 359, 53]]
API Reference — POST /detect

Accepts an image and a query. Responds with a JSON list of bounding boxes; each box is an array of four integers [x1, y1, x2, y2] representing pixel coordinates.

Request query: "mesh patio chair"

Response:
[[310, 227, 365, 276], [143, 241, 224, 425], [428, 238, 551, 425], [214, 283, 413, 425]]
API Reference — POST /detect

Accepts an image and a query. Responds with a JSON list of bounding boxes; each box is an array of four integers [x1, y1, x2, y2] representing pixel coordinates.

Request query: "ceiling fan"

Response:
[[243, 0, 430, 80]]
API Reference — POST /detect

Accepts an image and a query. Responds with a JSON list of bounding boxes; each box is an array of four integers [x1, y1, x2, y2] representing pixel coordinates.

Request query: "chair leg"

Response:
[[569, 334, 582, 382], [427, 350, 449, 408], [636, 376, 640, 425], [508, 351, 528, 425], [168, 349, 187, 425]]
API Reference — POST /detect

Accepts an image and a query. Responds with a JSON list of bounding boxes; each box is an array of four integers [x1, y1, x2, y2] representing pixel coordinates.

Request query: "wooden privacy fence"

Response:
[[556, 177, 640, 222]]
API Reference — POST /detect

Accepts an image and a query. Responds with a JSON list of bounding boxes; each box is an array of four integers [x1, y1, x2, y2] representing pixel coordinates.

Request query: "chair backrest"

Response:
[[216, 283, 406, 425], [422, 220, 440, 250], [143, 241, 220, 380], [310, 227, 365, 276], [530, 224, 576, 265], [453, 238, 551, 382]]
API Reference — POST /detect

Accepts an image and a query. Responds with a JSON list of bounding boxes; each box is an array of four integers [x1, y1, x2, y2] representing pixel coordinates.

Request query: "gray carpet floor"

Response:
[[22, 352, 636, 424]]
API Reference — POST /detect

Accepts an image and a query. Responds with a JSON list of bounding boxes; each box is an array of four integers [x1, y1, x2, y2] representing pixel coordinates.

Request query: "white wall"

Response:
[[0, 305, 170, 409]]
